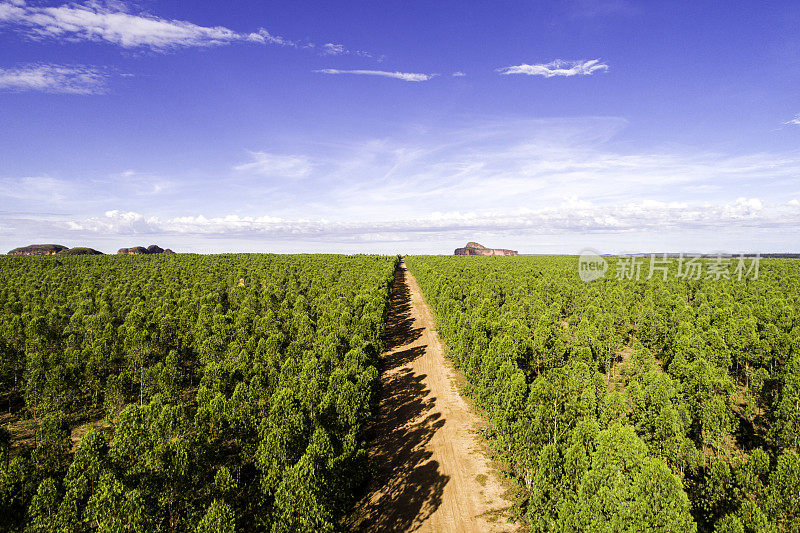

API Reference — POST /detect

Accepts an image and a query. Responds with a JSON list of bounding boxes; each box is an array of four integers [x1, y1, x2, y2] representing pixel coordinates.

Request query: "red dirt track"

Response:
[[349, 262, 518, 532]]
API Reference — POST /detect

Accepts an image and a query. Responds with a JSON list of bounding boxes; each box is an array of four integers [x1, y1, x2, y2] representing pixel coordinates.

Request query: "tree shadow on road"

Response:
[[383, 267, 423, 354], [349, 264, 450, 532]]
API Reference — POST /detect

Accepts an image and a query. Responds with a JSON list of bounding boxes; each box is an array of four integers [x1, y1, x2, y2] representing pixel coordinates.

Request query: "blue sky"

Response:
[[1, 0, 799, 254]]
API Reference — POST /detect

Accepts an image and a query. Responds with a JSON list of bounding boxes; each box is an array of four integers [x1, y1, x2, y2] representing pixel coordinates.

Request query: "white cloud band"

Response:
[[0, 0, 359, 54], [497, 59, 608, 77], [48, 198, 800, 241], [314, 69, 435, 82], [0, 0, 269, 49]]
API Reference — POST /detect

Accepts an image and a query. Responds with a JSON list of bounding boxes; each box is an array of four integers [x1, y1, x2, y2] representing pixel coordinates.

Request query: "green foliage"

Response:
[[405, 255, 800, 532], [766, 452, 800, 531], [196, 500, 235, 533], [0, 456, 36, 530], [34, 411, 70, 474], [85, 471, 149, 532], [0, 253, 397, 531], [561, 425, 695, 532], [26, 478, 59, 533], [771, 348, 800, 452], [3, 251, 798, 530]]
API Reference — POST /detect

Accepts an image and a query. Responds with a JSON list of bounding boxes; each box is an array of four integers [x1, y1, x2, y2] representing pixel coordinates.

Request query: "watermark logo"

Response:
[[577, 251, 760, 283], [578, 248, 608, 282]]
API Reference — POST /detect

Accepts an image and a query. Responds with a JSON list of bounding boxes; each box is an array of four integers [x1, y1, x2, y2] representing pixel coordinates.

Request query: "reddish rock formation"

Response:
[[454, 242, 518, 256], [8, 245, 103, 256], [117, 245, 174, 255], [8, 244, 69, 256], [117, 246, 148, 255]]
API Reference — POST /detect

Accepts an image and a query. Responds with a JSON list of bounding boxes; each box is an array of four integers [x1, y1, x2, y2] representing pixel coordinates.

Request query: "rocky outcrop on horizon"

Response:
[[117, 245, 175, 255], [454, 241, 518, 256], [57, 247, 103, 255], [8, 244, 108, 256], [117, 246, 148, 255], [8, 244, 70, 256]]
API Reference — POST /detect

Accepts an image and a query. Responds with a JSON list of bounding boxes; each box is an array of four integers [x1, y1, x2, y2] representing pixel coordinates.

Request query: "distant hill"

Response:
[[7, 244, 181, 256], [8, 244, 106, 256], [117, 245, 175, 255], [58, 247, 103, 255], [454, 241, 518, 256], [8, 244, 70, 256]]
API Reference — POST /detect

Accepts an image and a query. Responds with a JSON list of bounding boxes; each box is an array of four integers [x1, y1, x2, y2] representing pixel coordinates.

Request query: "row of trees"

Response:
[[405, 255, 800, 532], [0, 253, 398, 531]]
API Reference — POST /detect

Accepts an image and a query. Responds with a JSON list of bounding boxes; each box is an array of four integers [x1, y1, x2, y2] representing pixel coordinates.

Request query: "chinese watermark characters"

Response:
[[578, 252, 760, 282]]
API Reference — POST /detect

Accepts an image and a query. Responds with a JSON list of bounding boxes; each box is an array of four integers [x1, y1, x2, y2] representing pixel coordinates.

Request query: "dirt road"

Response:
[[349, 262, 517, 532]]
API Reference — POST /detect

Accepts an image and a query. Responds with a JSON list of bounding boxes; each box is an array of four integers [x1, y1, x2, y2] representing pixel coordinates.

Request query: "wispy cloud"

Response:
[[785, 113, 800, 126], [234, 152, 312, 179], [308, 41, 372, 57], [0, 0, 265, 49], [252, 29, 296, 48], [0, 63, 108, 93], [0, 175, 71, 201], [0, 0, 368, 56], [497, 59, 608, 77], [5, 118, 800, 252], [321, 43, 345, 55], [452, 71, 466, 77], [567, 0, 633, 18], [7, 117, 799, 221], [314, 69, 435, 82], [0, 171, 171, 210]]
